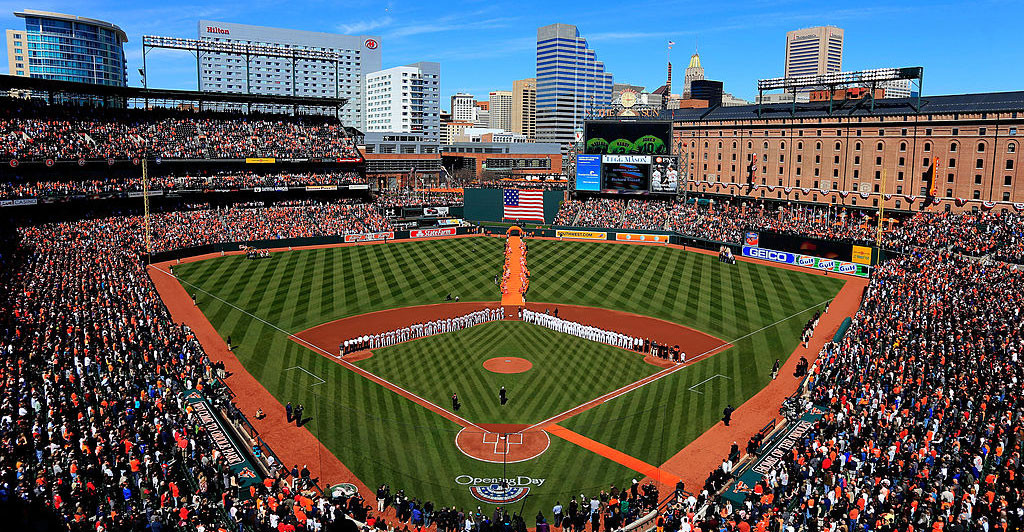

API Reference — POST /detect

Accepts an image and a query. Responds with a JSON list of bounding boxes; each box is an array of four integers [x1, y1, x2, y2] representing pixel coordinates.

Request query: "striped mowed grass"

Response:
[[172, 236, 845, 515]]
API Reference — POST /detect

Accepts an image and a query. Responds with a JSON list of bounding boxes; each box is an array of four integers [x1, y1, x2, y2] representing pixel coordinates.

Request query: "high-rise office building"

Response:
[[488, 90, 513, 131], [474, 101, 489, 128], [682, 51, 704, 98], [7, 10, 127, 86], [364, 62, 441, 141], [197, 20, 381, 127], [451, 93, 476, 122], [535, 23, 613, 148], [511, 78, 536, 141], [784, 25, 843, 79]]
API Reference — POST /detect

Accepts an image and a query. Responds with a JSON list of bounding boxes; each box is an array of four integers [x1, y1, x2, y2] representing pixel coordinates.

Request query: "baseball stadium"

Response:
[[2, 69, 1024, 532]]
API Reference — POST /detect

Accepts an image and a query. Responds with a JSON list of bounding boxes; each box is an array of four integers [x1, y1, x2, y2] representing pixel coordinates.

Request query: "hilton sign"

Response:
[[206, 26, 230, 35]]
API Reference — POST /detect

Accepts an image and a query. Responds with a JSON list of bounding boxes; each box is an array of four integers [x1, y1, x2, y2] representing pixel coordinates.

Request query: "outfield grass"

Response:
[[172, 237, 845, 516]]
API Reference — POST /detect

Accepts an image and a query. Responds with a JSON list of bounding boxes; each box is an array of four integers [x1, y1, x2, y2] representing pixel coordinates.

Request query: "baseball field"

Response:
[[169, 236, 846, 516]]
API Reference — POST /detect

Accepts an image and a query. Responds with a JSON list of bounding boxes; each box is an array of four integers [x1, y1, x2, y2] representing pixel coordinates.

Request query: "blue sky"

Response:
[[2, 0, 1019, 110]]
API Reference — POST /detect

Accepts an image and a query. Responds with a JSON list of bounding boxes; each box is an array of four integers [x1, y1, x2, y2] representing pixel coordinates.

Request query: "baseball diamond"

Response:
[[167, 235, 847, 517]]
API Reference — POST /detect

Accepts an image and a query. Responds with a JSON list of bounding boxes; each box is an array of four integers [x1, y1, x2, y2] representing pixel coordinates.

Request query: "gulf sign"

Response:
[[616, 233, 669, 243], [410, 227, 457, 238], [744, 231, 759, 247], [742, 246, 869, 278], [556, 230, 607, 240]]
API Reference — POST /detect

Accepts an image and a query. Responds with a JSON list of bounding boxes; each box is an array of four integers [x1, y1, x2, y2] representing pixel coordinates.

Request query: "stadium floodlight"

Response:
[[757, 67, 923, 92], [142, 35, 344, 62]]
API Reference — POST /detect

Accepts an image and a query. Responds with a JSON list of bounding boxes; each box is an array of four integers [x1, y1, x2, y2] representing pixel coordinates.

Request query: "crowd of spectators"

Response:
[[0, 101, 362, 161], [148, 200, 391, 252], [554, 196, 1024, 261], [0, 172, 367, 199], [374, 190, 464, 207], [678, 250, 1024, 531], [0, 216, 378, 531]]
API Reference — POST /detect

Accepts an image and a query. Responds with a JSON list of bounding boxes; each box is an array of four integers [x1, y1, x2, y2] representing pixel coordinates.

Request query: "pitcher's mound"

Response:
[[483, 357, 532, 373]]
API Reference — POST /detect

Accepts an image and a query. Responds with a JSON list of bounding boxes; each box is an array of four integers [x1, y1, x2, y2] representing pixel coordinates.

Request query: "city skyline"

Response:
[[2, 0, 1020, 118]]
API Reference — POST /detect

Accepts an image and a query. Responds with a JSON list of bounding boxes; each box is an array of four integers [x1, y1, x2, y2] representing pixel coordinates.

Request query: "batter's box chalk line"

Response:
[[481, 432, 524, 454], [284, 366, 327, 386], [688, 373, 731, 394]]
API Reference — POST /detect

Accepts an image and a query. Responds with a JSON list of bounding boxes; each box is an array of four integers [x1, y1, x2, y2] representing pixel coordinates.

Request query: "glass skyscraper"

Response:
[[535, 23, 613, 149], [7, 10, 127, 86]]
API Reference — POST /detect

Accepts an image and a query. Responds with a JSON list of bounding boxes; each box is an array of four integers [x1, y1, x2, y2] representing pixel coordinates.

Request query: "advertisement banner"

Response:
[[410, 227, 457, 238], [744, 231, 759, 247], [615, 233, 669, 243], [649, 156, 679, 194], [575, 154, 601, 191], [344, 232, 395, 243], [0, 198, 39, 207], [306, 185, 338, 191], [245, 157, 276, 164], [556, 230, 607, 240], [348, 184, 370, 190], [742, 246, 869, 278], [423, 206, 450, 217], [851, 245, 873, 265], [127, 190, 164, 198], [253, 186, 288, 193], [437, 218, 462, 226], [602, 154, 651, 165], [179, 389, 262, 489]]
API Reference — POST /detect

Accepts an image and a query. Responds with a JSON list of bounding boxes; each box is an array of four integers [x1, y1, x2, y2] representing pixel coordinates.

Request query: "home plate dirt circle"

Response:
[[483, 357, 532, 373], [455, 425, 550, 463]]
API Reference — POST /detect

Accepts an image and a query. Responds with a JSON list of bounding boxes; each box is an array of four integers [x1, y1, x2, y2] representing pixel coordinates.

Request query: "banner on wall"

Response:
[[556, 230, 607, 240], [742, 246, 870, 278], [615, 233, 669, 243]]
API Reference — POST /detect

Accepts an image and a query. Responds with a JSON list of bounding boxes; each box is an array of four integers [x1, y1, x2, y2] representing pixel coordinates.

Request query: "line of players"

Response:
[[519, 308, 687, 363], [340, 307, 505, 354]]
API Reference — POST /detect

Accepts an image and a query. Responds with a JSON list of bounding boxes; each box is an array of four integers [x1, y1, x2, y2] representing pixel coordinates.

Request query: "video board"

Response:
[[601, 156, 651, 191], [584, 121, 672, 155]]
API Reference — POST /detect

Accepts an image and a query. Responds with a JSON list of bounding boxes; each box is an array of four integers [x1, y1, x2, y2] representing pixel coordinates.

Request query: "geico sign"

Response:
[[455, 475, 546, 487], [743, 246, 795, 264]]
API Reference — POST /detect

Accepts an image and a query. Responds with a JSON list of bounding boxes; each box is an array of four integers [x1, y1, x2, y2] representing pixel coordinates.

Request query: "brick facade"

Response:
[[672, 105, 1024, 212]]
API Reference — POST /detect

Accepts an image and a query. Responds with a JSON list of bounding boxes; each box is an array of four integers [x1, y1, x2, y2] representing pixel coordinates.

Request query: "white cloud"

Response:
[[338, 16, 392, 35]]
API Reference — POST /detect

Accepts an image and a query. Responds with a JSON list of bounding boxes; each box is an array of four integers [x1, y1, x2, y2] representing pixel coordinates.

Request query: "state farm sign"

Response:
[[410, 227, 456, 238]]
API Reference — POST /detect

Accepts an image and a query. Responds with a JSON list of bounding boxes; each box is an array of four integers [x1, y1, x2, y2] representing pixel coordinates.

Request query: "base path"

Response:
[[655, 277, 867, 491]]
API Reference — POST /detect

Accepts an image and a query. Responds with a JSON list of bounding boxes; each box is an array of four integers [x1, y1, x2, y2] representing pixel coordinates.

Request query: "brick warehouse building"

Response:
[[666, 91, 1024, 211]]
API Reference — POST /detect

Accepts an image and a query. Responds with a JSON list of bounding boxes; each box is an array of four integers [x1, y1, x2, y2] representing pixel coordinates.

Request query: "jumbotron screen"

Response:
[[601, 159, 650, 191], [584, 120, 672, 155]]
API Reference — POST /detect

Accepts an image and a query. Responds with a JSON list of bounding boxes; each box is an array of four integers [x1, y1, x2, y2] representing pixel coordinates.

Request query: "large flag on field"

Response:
[[503, 189, 544, 222]]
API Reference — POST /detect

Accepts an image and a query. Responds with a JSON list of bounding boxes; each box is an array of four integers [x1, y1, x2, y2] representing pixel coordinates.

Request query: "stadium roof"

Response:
[[658, 91, 1024, 123], [0, 74, 347, 109]]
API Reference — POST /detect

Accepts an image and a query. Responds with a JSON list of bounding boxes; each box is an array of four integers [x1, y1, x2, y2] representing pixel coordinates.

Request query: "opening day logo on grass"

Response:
[[456, 475, 545, 504]]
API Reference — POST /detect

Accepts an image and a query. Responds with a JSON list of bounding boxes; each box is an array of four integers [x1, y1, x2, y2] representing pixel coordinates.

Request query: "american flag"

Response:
[[503, 189, 544, 222]]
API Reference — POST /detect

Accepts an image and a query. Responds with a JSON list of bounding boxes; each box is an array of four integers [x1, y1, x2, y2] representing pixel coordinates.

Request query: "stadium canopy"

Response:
[[0, 74, 347, 114]]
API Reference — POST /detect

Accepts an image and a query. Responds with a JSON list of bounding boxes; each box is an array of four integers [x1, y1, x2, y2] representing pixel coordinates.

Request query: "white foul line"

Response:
[[151, 264, 489, 433], [284, 365, 326, 386], [687, 374, 731, 394]]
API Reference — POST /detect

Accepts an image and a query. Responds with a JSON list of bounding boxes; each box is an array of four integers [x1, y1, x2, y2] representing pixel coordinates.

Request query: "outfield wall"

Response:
[[148, 226, 479, 262], [464, 188, 564, 224]]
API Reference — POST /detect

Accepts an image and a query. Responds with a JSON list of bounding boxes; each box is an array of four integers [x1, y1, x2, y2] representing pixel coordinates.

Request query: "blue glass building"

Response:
[[7, 10, 127, 86], [535, 24, 613, 149]]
